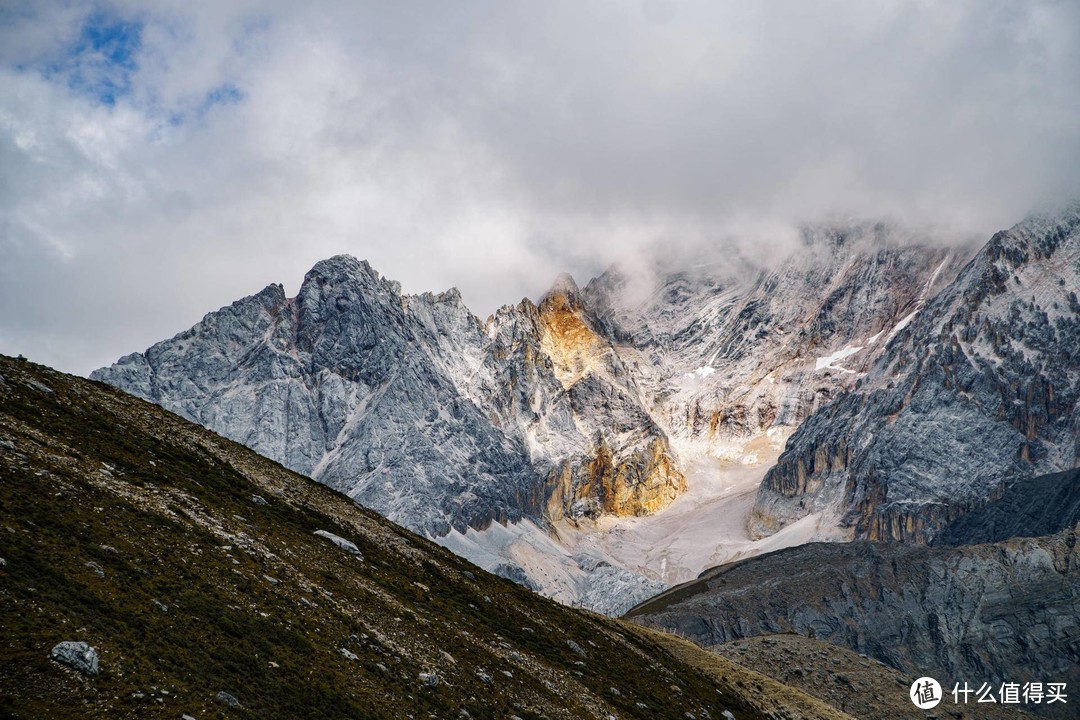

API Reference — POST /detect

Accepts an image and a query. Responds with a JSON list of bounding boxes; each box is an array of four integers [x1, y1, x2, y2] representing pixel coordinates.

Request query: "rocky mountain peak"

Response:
[[252, 282, 288, 306], [539, 272, 583, 314], [303, 254, 403, 297], [753, 206, 1080, 543]]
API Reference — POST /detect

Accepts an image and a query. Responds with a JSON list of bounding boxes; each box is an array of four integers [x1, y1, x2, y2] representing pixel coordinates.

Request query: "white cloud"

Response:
[[1, 0, 1078, 374]]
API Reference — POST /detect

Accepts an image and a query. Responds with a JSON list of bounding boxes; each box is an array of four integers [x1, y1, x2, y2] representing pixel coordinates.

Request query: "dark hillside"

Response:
[[0, 355, 836, 720]]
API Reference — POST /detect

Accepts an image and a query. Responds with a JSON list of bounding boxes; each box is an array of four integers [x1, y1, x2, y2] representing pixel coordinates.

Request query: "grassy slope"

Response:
[[630, 628, 855, 720], [0, 355, 838, 720], [713, 634, 1032, 720]]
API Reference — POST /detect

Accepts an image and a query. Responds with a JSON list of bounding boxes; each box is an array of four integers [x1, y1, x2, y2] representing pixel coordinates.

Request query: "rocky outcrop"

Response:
[[753, 206, 1080, 541], [313, 530, 365, 558], [531, 274, 685, 519], [628, 526, 1080, 719]]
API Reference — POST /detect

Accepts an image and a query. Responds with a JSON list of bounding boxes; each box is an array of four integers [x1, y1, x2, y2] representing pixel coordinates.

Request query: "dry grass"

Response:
[[628, 625, 857, 720]]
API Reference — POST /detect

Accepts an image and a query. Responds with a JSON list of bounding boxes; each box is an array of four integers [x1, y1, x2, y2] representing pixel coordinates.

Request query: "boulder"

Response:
[[215, 690, 241, 707], [313, 530, 363, 558], [49, 641, 99, 676]]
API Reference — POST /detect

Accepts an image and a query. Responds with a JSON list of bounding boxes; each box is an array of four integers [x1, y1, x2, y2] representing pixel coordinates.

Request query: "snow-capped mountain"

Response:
[[93, 217, 1025, 612], [91, 255, 686, 611], [93, 257, 539, 537], [753, 205, 1080, 542], [584, 222, 969, 461]]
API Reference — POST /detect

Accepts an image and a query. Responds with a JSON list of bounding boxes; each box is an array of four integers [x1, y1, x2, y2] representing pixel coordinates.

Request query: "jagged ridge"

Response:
[[753, 206, 1080, 541]]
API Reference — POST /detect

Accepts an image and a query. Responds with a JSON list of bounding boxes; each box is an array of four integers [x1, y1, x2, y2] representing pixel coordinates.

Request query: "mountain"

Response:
[[753, 206, 1080, 542], [92, 222, 978, 611], [90, 257, 540, 538], [90, 255, 682, 612], [627, 512, 1079, 719], [581, 222, 971, 463], [0, 354, 854, 720]]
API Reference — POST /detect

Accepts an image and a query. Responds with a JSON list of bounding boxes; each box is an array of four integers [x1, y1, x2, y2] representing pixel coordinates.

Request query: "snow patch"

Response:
[[434, 519, 665, 615], [885, 309, 920, 344], [815, 344, 863, 372]]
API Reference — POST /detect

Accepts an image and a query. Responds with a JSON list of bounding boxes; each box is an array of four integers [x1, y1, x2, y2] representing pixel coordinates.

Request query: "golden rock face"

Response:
[[535, 286, 686, 521], [544, 438, 686, 522], [589, 436, 685, 517], [537, 290, 606, 390]]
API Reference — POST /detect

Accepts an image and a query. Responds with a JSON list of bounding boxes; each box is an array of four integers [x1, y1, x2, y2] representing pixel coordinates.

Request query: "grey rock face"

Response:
[[49, 641, 99, 676], [93, 257, 538, 538], [629, 526, 1080, 703], [935, 468, 1080, 546], [92, 256, 681, 541], [583, 222, 972, 457], [491, 563, 541, 592], [753, 206, 1080, 541], [476, 276, 685, 521]]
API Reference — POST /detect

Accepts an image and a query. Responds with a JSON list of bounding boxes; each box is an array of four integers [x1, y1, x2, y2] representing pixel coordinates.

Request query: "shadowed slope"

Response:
[[0, 354, 840, 719]]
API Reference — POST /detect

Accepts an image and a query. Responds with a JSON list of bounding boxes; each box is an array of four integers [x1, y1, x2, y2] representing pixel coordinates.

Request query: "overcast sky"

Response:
[[2, 1, 1079, 375]]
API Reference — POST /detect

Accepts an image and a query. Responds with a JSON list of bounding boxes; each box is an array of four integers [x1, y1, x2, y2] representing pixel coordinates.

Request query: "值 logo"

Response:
[[910, 677, 942, 709]]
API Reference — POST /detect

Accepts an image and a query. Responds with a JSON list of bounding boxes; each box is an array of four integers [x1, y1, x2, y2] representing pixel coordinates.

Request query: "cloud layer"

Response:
[[2, 0, 1079, 374]]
